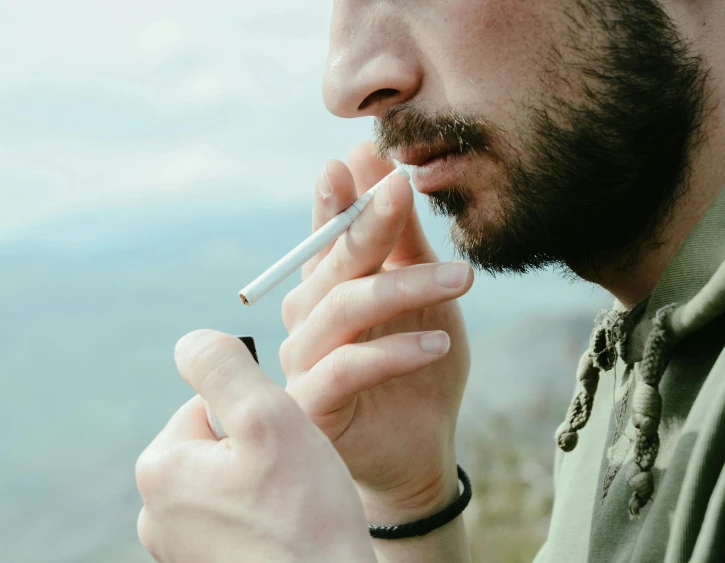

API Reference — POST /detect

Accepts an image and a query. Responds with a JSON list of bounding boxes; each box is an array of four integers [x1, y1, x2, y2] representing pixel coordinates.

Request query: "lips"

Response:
[[390, 144, 472, 194], [390, 144, 463, 167]]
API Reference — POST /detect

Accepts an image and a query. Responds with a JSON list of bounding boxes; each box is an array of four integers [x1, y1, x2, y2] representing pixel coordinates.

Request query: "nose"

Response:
[[323, 3, 423, 118]]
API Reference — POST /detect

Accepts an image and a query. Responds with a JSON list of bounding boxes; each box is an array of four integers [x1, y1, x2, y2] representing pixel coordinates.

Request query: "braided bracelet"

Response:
[[368, 465, 472, 540]]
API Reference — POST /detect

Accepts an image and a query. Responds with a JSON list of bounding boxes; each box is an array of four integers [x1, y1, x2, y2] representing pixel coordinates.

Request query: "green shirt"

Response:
[[536, 187, 725, 563]]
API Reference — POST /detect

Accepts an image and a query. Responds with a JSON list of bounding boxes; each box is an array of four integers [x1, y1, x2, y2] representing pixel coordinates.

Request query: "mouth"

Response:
[[389, 144, 473, 194]]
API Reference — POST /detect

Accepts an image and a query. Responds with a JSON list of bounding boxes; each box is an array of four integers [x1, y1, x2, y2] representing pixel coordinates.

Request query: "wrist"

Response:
[[356, 460, 461, 526]]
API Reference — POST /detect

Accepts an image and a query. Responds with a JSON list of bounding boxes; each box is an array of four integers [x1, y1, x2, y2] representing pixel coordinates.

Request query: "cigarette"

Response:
[[239, 166, 410, 306]]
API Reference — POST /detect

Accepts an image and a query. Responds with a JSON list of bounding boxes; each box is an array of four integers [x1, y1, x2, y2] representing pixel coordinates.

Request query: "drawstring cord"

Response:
[[557, 260, 725, 518], [555, 352, 600, 452], [556, 310, 627, 452], [627, 304, 676, 517], [555, 307, 671, 518], [555, 305, 672, 518]]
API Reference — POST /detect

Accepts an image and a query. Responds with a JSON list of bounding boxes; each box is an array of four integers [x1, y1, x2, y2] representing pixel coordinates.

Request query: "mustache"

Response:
[[373, 104, 501, 160], [374, 104, 497, 220]]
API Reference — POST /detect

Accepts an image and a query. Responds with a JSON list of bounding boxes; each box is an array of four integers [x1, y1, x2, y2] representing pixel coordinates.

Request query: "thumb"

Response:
[[347, 142, 438, 267], [175, 330, 280, 437]]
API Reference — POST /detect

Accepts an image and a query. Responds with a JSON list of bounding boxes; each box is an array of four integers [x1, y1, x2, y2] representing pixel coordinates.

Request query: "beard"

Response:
[[374, 0, 709, 277]]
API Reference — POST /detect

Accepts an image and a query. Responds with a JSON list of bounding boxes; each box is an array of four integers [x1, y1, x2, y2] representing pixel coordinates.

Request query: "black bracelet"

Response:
[[368, 465, 472, 540]]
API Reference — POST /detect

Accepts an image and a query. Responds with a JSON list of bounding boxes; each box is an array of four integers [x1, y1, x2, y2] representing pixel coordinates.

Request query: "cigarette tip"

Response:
[[238, 292, 250, 306]]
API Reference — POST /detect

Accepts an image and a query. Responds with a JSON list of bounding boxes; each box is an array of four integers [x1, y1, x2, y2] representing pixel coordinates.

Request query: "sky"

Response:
[[0, 0, 613, 320], [0, 1, 373, 238]]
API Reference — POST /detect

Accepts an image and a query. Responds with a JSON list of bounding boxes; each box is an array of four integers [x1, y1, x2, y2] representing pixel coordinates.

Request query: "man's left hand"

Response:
[[135, 329, 376, 563]]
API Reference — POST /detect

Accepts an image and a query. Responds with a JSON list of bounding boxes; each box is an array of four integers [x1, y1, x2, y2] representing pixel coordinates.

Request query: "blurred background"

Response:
[[0, 2, 612, 562]]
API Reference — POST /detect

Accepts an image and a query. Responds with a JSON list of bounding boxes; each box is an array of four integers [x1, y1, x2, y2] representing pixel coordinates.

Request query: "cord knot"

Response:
[[555, 423, 579, 452], [590, 309, 628, 371], [626, 304, 676, 519]]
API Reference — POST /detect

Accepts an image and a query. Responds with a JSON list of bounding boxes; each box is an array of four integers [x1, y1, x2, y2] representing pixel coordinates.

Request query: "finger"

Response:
[[174, 330, 279, 435], [286, 331, 451, 417], [137, 507, 161, 562], [301, 160, 357, 281], [385, 205, 438, 267], [348, 141, 437, 267], [288, 172, 414, 326], [346, 141, 396, 196], [281, 262, 473, 374], [150, 395, 214, 444], [136, 396, 216, 505]]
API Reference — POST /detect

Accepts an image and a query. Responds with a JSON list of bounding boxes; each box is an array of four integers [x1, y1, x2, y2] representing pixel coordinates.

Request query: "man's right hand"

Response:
[[281, 141, 473, 528]]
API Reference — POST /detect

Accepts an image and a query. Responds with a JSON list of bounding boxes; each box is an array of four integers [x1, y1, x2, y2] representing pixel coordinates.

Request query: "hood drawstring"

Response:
[[556, 305, 673, 519], [556, 310, 628, 452], [555, 352, 599, 452], [557, 259, 725, 519], [627, 304, 676, 517]]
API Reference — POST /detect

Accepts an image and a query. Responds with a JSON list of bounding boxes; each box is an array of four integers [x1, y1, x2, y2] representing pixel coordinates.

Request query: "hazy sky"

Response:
[[0, 1, 372, 237]]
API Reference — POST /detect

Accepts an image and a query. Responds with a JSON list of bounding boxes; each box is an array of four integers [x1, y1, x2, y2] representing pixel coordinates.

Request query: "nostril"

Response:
[[358, 88, 400, 112]]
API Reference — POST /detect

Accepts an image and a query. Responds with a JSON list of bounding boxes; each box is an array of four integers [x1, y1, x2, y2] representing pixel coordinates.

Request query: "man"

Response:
[[135, 0, 725, 561]]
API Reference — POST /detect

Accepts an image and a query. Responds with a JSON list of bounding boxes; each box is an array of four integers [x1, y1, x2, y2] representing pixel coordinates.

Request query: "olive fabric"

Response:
[[536, 187, 725, 563]]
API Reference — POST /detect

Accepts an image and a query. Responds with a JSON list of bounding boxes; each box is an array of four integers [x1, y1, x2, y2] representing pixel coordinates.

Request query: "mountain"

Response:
[[0, 200, 610, 562]]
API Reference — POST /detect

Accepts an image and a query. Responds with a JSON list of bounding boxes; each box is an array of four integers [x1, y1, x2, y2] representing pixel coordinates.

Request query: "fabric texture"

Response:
[[536, 186, 725, 563]]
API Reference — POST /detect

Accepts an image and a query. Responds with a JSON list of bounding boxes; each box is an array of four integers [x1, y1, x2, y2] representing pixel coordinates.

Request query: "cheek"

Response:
[[413, 0, 557, 115]]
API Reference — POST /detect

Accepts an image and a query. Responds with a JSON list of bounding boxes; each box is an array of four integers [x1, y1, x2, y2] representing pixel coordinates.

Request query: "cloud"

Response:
[[0, 1, 372, 237], [0, 1, 332, 111]]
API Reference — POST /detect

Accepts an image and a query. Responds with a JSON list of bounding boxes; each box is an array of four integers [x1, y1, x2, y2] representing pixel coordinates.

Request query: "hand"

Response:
[[281, 142, 473, 523], [135, 330, 376, 563]]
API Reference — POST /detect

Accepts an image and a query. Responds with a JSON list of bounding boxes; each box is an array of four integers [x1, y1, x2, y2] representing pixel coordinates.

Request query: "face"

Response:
[[323, 0, 707, 276]]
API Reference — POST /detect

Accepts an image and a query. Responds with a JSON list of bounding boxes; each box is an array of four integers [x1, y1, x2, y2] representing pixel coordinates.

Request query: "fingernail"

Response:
[[420, 331, 450, 355], [435, 262, 470, 289], [375, 179, 391, 210], [318, 166, 333, 200]]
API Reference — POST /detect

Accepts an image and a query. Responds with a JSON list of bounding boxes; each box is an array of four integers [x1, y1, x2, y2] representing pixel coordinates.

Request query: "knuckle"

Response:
[[226, 394, 290, 447], [374, 344, 395, 371], [325, 283, 353, 325], [137, 509, 157, 558], [278, 336, 296, 375], [329, 347, 351, 388], [392, 268, 410, 302], [135, 449, 160, 500], [387, 268, 414, 314], [325, 250, 349, 280], [135, 446, 184, 501], [281, 288, 300, 327]]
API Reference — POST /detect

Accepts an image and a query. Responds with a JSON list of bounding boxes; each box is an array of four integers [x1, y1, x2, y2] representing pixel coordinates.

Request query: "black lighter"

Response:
[[238, 336, 259, 364]]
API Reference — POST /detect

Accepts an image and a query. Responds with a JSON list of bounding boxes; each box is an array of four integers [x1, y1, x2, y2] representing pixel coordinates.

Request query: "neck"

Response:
[[579, 1, 725, 309]]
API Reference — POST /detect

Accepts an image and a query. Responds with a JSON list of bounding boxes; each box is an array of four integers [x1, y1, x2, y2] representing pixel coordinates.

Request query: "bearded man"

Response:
[[136, 1, 725, 561]]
